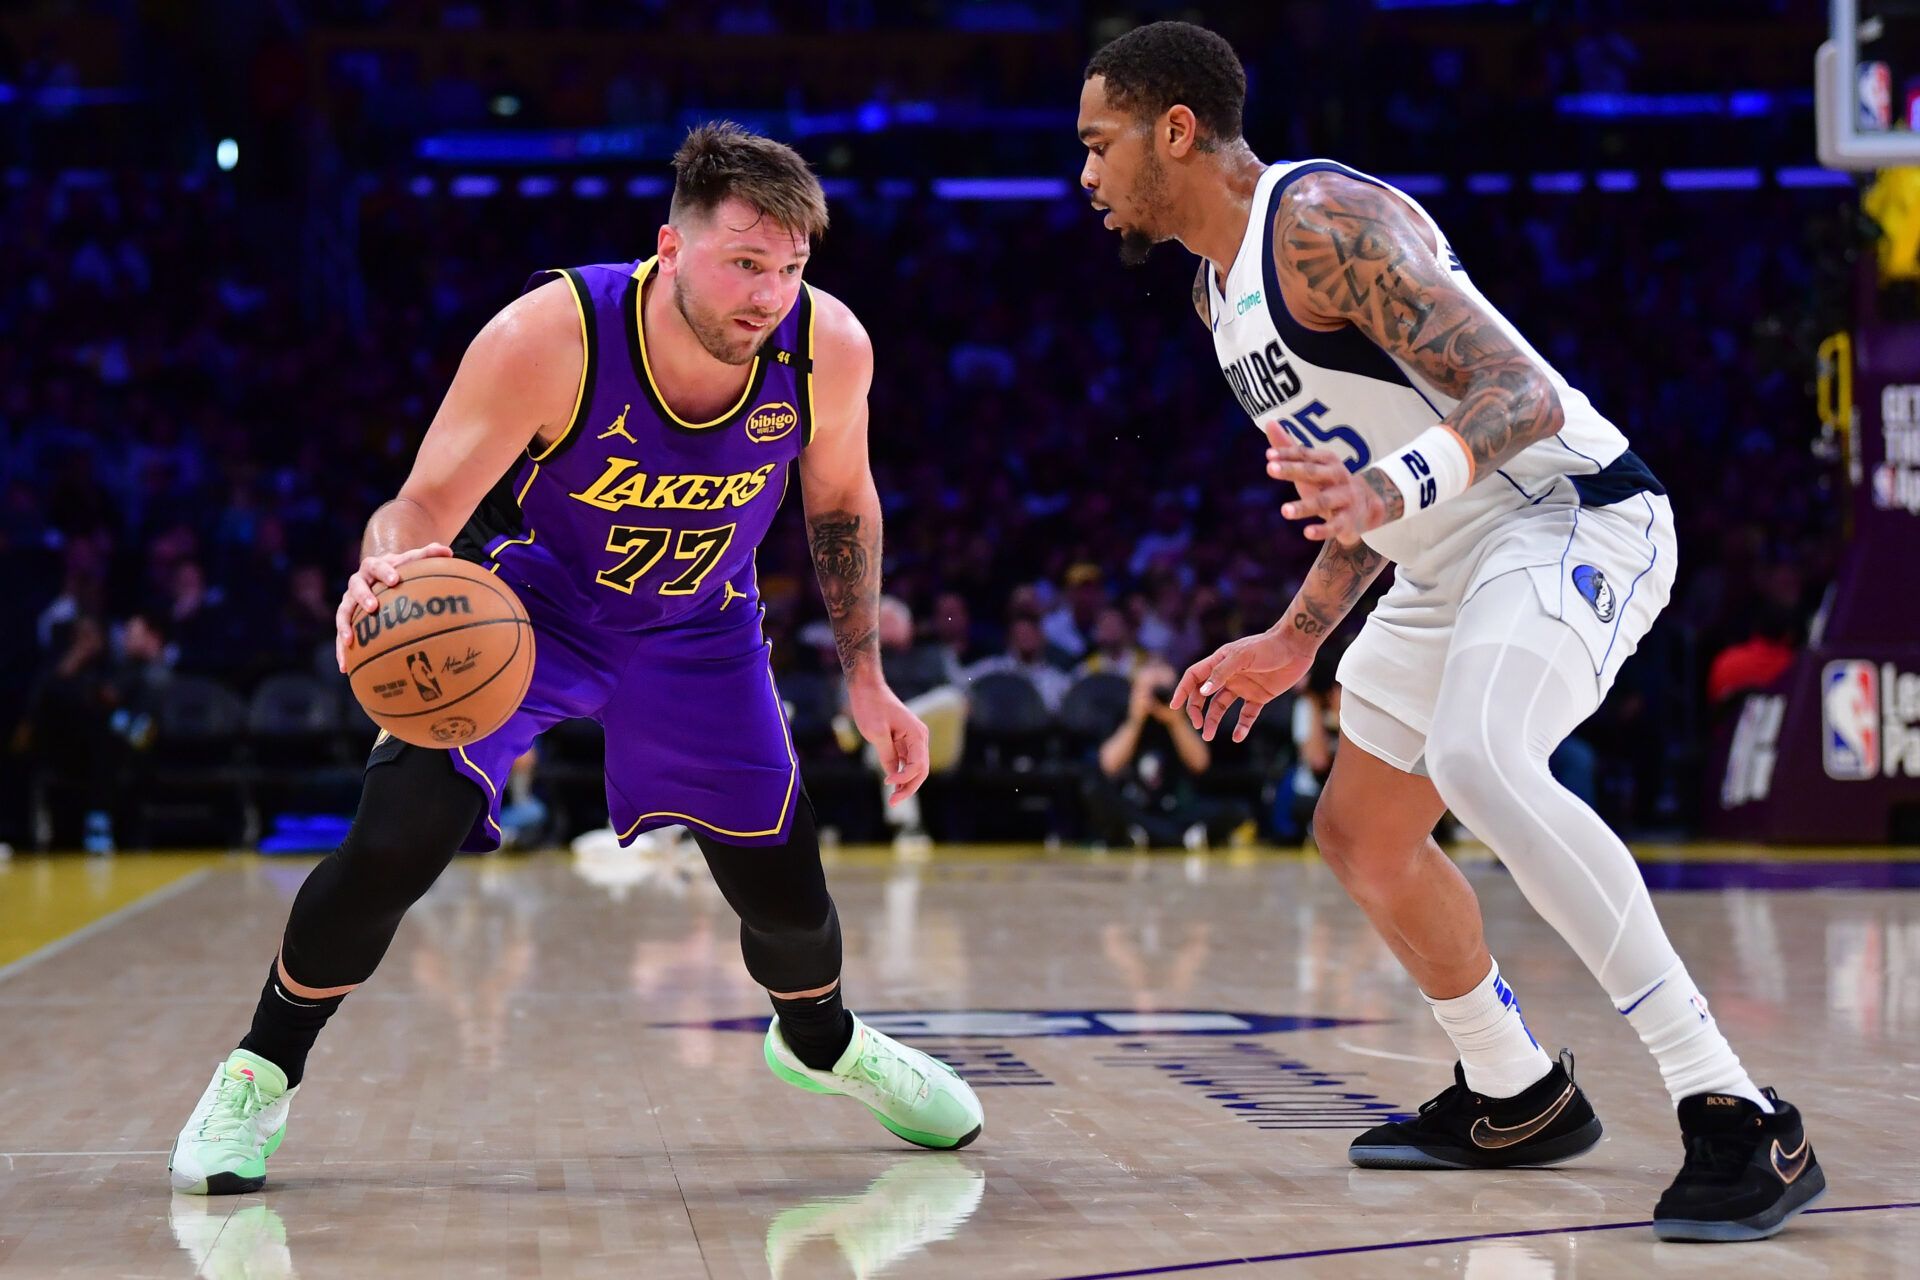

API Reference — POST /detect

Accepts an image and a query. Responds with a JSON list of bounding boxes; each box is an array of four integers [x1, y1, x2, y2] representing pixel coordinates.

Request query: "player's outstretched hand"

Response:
[[1260, 423, 1390, 548], [335, 543, 455, 672], [1171, 629, 1315, 743], [847, 678, 932, 804]]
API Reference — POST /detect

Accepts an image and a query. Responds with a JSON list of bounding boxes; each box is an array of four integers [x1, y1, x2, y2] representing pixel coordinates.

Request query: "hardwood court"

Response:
[[1, 844, 1916, 1278]]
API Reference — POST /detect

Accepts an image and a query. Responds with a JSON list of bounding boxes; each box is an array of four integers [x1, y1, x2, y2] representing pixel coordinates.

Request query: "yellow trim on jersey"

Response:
[[456, 746, 505, 839], [493, 528, 536, 556], [615, 664, 798, 841], [515, 462, 541, 505], [529, 269, 591, 462], [631, 257, 762, 430], [486, 527, 536, 577], [803, 283, 817, 447]]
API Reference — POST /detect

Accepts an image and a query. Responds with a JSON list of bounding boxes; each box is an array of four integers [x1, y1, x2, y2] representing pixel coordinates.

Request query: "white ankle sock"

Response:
[[1615, 961, 1770, 1111], [1425, 960, 1555, 1098]]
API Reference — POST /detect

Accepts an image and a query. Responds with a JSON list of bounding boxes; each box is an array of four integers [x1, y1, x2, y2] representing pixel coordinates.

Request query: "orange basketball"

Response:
[[345, 557, 535, 748]]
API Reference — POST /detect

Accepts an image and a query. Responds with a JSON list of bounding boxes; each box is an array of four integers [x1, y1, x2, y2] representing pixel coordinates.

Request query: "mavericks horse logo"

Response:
[[1571, 564, 1616, 623]]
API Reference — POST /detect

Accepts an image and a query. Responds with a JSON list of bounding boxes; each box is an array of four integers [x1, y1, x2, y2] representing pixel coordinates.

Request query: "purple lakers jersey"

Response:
[[457, 257, 814, 630]]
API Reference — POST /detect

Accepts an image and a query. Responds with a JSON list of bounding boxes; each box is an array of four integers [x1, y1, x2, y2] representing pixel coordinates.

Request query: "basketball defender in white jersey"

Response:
[[1078, 22, 1823, 1241]]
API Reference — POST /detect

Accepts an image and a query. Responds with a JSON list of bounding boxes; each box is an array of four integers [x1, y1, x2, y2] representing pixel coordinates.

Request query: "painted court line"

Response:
[[0, 870, 210, 985], [1334, 1042, 1452, 1067], [1045, 1202, 1920, 1279]]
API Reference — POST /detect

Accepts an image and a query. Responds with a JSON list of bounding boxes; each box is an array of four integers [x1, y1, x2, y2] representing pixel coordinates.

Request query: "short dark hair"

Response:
[[1085, 20, 1246, 148], [670, 121, 828, 240]]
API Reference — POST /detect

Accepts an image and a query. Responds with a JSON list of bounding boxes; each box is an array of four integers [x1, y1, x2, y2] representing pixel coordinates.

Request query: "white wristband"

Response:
[[1369, 426, 1475, 519]]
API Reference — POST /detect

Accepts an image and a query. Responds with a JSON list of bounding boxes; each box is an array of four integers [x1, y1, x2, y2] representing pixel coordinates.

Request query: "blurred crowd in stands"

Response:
[[0, 166, 1850, 849], [0, 0, 1849, 849]]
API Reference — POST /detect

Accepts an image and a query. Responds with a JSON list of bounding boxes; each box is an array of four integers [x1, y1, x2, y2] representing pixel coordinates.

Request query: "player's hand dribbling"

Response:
[[846, 678, 932, 804], [1260, 423, 1391, 548], [1170, 629, 1315, 743], [334, 543, 456, 672]]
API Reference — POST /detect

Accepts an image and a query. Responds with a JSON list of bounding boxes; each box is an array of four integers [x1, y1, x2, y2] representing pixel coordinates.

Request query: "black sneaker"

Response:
[[1349, 1049, 1602, 1170], [1653, 1089, 1825, 1242]]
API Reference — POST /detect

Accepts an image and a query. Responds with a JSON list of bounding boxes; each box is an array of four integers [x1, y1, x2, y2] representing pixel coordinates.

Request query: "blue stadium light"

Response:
[[1530, 172, 1585, 194], [931, 177, 1071, 200], [381, 167, 1846, 203], [1775, 167, 1854, 189], [1380, 174, 1446, 196], [1556, 89, 1812, 120], [1661, 167, 1762, 192], [215, 138, 238, 172]]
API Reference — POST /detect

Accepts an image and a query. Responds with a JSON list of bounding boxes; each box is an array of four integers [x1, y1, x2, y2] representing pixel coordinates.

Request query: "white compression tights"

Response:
[[1420, 571, 1764, 1108], [1425, 571, 1675, 997]]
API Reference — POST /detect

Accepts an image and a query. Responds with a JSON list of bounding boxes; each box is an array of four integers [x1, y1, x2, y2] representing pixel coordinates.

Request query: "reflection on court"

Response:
[[0, 845, 1915, 1278]]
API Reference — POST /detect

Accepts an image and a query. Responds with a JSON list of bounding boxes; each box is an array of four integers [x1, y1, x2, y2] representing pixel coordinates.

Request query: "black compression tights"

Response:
[[691, 796, 843, 994], [277, 746, 480, 989], [274, 747, 840, 995]]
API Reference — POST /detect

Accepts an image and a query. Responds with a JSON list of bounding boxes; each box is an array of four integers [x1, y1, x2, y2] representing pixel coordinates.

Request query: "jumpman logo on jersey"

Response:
[[598, 404, 637, 445]]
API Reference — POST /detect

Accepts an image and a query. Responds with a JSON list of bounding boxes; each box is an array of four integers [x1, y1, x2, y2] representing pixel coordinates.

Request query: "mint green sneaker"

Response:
[[167, 1050, 298, 1194], [765, 1014, 984, 1150]]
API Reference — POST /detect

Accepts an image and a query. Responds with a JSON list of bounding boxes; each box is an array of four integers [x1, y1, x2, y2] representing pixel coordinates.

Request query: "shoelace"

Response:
[[854, 1041, 929, 1105], [196, 1072, 266, 1143]]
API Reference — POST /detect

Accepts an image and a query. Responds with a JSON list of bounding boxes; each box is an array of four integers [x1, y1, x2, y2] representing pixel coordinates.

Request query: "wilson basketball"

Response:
[[345, 558, 535, 748]]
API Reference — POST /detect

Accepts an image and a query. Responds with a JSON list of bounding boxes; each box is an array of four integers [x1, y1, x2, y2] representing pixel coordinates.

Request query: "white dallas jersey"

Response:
[[1208, 160, 1660, 578]]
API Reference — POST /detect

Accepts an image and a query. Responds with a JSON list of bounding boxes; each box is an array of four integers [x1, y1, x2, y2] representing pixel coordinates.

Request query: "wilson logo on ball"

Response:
[[353, 592, 473, 647]]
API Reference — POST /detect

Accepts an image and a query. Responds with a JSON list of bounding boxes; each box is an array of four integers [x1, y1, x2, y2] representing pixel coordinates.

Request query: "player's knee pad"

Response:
[[697, 797, 841, 991], [739, 898, 843, 993], [329, 746, 479, 914]]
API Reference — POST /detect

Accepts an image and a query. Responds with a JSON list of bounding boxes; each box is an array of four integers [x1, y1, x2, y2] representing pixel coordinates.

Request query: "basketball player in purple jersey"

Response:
[[1077, 22, 1818, 1241], [169, 124, 983, 1194]]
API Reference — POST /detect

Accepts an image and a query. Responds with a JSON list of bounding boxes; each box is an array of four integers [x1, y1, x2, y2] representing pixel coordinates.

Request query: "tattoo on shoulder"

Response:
[[1275, 175, 1563, 477]]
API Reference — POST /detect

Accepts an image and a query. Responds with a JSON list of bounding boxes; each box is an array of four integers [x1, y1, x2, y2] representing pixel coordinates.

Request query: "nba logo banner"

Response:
[[1822, 660, 1879, 780]]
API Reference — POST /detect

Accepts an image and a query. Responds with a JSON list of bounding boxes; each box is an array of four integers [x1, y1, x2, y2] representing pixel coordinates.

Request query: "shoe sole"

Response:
[[1653, 1168, 1827, 1242], [166, 1126, 285, 1195], [764, 1037, 983, 1150], [1349, 1116, 1603, 1170]]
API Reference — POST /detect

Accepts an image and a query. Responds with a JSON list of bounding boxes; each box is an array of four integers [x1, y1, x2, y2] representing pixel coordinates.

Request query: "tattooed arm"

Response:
[[1285, 537, 1389, 644], [797, 287, 930, 799], [1170, 537, 1387, 744], [797, 297, 884, 683], [804, 508, 879, 676], [1264, 172, 1565, 537]]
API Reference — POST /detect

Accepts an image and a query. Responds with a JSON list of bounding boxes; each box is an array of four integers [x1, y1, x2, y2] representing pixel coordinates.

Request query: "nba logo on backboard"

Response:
[[1859, 61, 1893, 131], [1822, 660, 1879, 780]]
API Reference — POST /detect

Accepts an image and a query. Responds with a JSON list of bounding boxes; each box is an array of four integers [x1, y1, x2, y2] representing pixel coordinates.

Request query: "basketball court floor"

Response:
[[2, 842, 1916, 1278]]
